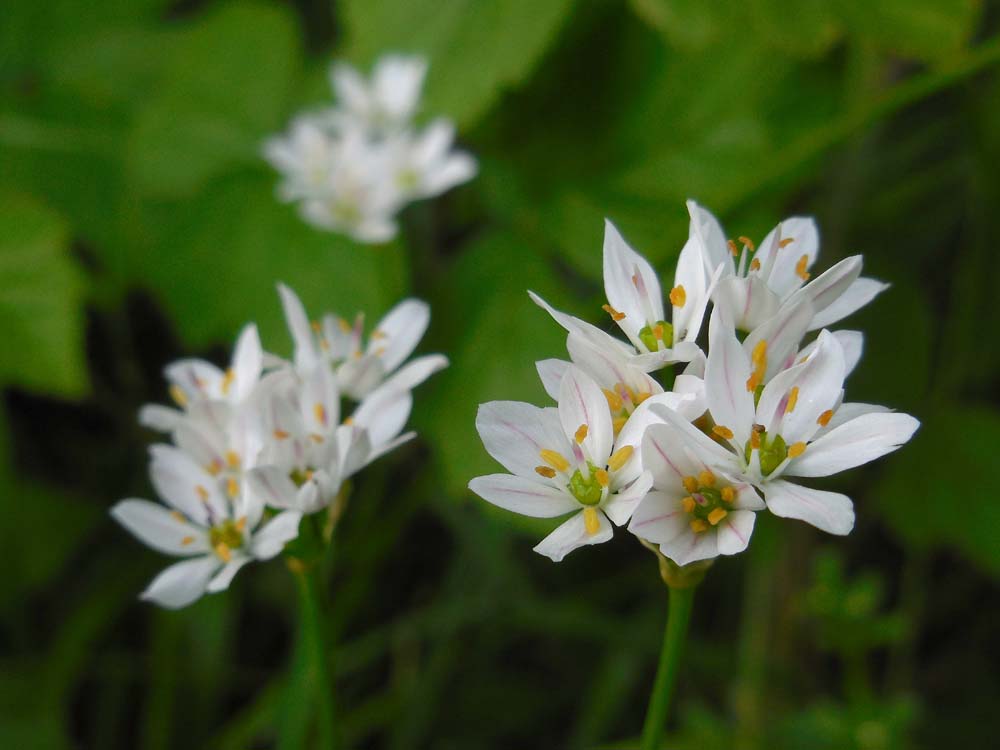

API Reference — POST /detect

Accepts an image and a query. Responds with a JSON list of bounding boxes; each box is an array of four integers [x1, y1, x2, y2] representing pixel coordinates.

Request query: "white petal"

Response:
[[277, 283, 319, 373], [558, 366, 614, 464], [373, 298, 430, 373], [230, 324, 262, 402], [716, 510, 756, 555], [536, 358, 569, 401], [246, 466, 301, 510], [469, 474, 579, 518], [628, 490, 688, 545], [140, 556, 220, 609], [764, 479, 854, 535], [742, 298, 814, 380], [475, 401, 569, 478], [816, 402, 889, 436], [641, 423, 705, 489], [149, 445, 227, 525], [352, 385, 412, 449], [379, 353, 448, 393], [660, 525, 719, 566], [652, 403, 742, 470], [672, 235, 710, 343], [687, 200, 733, 276], [138, 404, 183, 432], [787, 255, 862, 326], [785, 412, 919, 478], [165, 359, 224, 400], [603, 470, 653, 525], [330, 63, 371, 116], [809, 276, 889, 330], [758, 217, 819, 299], [797, 330, 863, 377], [715, 275, 780, 333], [251, 510, 303, 559], [603, 219, 663, 345], [528, 291, 635, 357], [704, 310, 754, 446], [533, 510, 613, 562], [206, 556, 252, 593], [731, 482, 766, 511], [111, 499, 209, 556]]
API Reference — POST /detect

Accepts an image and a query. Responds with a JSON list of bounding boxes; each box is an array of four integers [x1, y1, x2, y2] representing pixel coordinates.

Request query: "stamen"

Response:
[[226, 477, 239, 498], [746, 371, 763, 392], [788, 442, 807, 458], [170, 511, 186, 523], [310, 320, 322, 333], [612, 416, 628, 434], [682, 476, 699, 493], [169, 384, 188, 407], [535, 465, 557, 478], [633, 391, 651, 406], [698, 470, 716, 487], [707, 507, 728, 526], [206, 459, 223, 476], [751, 340, 768, 366], [371, 329, 387, 340], [314, 403, 327, 426], [602, 303, 626, 322], [727, 239, 739, 256], [595, 468, 609, 487], [681, 496, 696, 513], [338, 317, 351, 333], [220, 368, 235, 395], [817, 409, 834, 426], [575, 424, 589, 444], [712, 425, 734, 440], [690, 518, 709, 533], [181, 536, 195, 546], [608, 445, 634, 471], [235, 517, 247, 532], [214, 543, 232, 562], [721, 486, 735, 503], [540, 449, 570, 472], [225, 451, 241, 469], [196, 485, 209, 502], [785, 386, 799, 414], [739, 236, 756, 252], [343, 416, 354, 426], [652, 324, 665, 341], [603, 388, 623, 412], [273, 429, 290, 440], [750, 429, 762, 450], [309, 433, 325, 443], [795, 254, 811, 281], [779, 237, 795, 248], [669, 285, 686, 308], [749, 258, 761, 271], [583, 507, 601, 535]]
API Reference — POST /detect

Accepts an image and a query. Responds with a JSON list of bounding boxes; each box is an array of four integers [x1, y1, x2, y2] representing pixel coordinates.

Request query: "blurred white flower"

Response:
[[264, 54, 476, 243], [111, 445, 301, 609]]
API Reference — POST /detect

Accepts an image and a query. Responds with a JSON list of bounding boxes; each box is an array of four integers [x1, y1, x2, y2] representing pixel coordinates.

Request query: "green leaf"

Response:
[[0, 190, 86, 396], [136, 170, 405, 349], [126, 1, 299, 198], [876, 403, 1000, 577], [837, 0, 982, 63], [340, 0, 576, 128]]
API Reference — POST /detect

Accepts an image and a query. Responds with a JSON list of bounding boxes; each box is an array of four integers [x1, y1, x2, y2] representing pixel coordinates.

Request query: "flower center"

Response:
[[638, 321, 673, 352], [569, 461, 606, 506], [744, 427, 807, 476], [209, 518, 245, 561], [681, 471, 736, 533], [604, 383, 652, 434]]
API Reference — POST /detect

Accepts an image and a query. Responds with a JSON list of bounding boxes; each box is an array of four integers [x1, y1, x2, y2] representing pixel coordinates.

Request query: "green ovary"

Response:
[[638, 321, 673, 352], [569, 462, 604, 506]]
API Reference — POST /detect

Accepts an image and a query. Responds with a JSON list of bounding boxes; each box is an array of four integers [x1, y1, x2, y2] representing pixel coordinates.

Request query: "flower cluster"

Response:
[[470, 202, 919, 565], [264, 55, 477, 243], [112, 285, 446, 608]]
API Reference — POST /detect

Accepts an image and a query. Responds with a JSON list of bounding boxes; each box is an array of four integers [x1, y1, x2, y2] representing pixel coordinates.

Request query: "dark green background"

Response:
[[2, 0, 998, 747]]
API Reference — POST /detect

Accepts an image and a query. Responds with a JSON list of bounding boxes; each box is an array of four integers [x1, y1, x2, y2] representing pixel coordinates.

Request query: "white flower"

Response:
[[670, 310, 920, 535], [628, 422, 765, 566], [688, 200, 888, 333], [389, 120, 478, 202], [263, 116, 337, 202], [111, 445, 302, 609], [531, 219, 714, 373], [469, 366, 653, 561], [330, 55, 428, 132]]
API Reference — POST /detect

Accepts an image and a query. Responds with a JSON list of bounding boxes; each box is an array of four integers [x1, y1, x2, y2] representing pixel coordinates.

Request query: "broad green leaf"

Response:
[[837, 0, 982, 62], [339, 0, 576, 128], [126, 1, 299, 198], [0, 191, 86, 396], [137, 170, 405, 349], [876, 404, 1000, 577]]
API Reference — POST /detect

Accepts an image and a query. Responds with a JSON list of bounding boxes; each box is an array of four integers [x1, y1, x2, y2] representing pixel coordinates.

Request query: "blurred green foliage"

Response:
[[2, 0, 1000, 748]]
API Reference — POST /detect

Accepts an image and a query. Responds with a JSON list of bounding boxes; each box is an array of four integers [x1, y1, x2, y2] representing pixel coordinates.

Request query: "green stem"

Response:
[[639, 585, 697, 750]]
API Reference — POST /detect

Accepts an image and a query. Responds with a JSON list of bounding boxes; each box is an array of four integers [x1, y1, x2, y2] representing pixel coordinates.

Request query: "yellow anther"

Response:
[[608, 445, 634, 471], [682, 476, 699, 493], [653, 324, 665, 341], [681, 496, 696, 513], [206, 459, 223, 476], [788, 442, 807, 458], [214, 543, 232, 562], [795, 254, 811, 281], [727, 239, 739, 256], [343, 416, 354, 426], [371, 329, 387, 340], [235, 516, 247, 532], [575, 424, 589, 444], [712, 425, 734, 440], [721, 486, 735, 503], [310, 320, 322, 333], [750, 426, 763, 449], [785, 386, 799, 414], [309, 433, 325, 443], [817, 409, 834, 426], [745, 370, 763, 393], [603, 388, 623, 412], [319, 337, 330, 352], [583, 507, 601, 536], [612, 416, 628, 434], [707, 507, 728, 526], [181, 535, 195, 546], [540, 449, 570, 473], [195, 485, 209, 501], [220, 368, 235, 395], [690, 518, 709, 533], [595, 468, 610, 487], [751, 340, 768, 366], [633, 391, 651, 406], [273, 429, 290, 440], [170, 512, 186, 525], [169, 384, 188, 408], [338, 317, 351, 332], [223, 452, 239, 469], [779, 237, 795, 248], [602, 303, 626, 322], [314, 403, 327, 426], [669, 285, 686, 308], [739, 236, 755, 252], [749, 258, 761, 271], [226, 477, 239, 499], [698, 470, 716, 487], [535, 465, 557, 479]]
